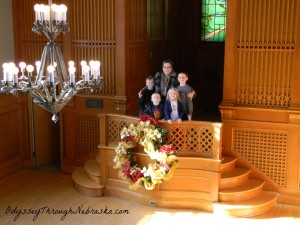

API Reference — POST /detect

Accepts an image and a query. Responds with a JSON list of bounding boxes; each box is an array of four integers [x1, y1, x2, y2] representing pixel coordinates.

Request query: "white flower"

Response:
[[141, 164, 155, 177], [113, 156, 120, 164], [154, 129, 162, 139], [141, 166, 148, 175], [139, 120, 150, 127], [115, 144, 127, 154], [152, 151, 167, 162], [159, 162, 170, 173]]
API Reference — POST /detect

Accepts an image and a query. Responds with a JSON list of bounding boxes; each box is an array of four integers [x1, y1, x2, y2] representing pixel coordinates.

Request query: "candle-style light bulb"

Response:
[[2, 63, 8, 81], [51, 4, 58, 21], [60, 4, 67, 22], [26, 65, 34, 73], [80, 60, 87, 67], [34, 4, 41, 21], [89, 60, 96, 79], [89, 60, 95, 67], [95, 61, 101, 79], [8, 62, 16, 70], [13, 67, 19, 84], [68, 61, 75, 67], [81, 60, 87, 76], [68, 66, 76, 84], [84, 65, 90, 81], [26, 65, 34, 82], [19, 62, 26, 72], [35, 61, 41, 75], [2, 63, 8, 69], [47, 65, 55, 83]]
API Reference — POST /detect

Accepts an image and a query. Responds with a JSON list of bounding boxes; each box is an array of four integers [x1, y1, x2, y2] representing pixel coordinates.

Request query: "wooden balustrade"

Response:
[[98, 114, 223, 159], [97, 113, 223, 211]]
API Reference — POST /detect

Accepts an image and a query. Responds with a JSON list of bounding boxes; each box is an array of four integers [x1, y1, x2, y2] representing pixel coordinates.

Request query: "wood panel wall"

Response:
[[220, 0, 300, 204], [0, 94, 30, 177], [5, 1, 223, 176]]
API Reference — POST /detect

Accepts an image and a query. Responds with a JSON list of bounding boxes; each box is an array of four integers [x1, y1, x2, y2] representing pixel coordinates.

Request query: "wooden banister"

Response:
[[98, 114, 222, 160]]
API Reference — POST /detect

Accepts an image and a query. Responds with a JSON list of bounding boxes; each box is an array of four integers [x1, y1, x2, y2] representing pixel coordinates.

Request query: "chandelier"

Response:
[[0, 0, 103, 123]]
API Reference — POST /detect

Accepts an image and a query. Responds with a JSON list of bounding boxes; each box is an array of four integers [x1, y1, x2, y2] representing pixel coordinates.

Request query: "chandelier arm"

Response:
[[34, 61, 45, 86], [29, 90, 47, 103], [52, 43, 69, 85], [57, 89, 74, 102], [40, 81, 52, 102]]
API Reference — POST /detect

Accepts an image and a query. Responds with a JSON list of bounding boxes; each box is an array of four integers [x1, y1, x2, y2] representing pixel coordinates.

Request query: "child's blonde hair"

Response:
[[166, 87, 182, 101]]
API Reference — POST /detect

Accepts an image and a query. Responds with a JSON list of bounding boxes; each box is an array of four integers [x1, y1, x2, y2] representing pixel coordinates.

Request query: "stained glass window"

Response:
[[201, 0, 227, 42]]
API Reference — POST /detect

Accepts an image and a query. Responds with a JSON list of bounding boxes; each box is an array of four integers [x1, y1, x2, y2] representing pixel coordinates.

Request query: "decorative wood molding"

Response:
[[220, 107, 234, 120], [114, 100, 126, 112], [289, 113, 300, 124]]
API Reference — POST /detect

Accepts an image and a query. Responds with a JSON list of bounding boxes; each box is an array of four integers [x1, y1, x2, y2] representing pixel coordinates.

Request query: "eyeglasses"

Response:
[[163, 66, 172, 69]]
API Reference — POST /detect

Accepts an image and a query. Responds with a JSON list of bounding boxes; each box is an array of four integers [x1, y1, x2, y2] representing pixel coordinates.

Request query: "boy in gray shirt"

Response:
[[177, 72, 196, 121]]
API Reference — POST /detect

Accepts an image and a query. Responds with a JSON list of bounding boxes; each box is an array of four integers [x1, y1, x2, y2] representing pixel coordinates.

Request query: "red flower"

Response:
[[139, 115, 160, 125], [131, 170, 144, 182], [167, 136, 171, 144], [159, 162, 170, 172], [121, 162, 131, 178], [122, 135, 135, 143], [159, 144, 175, 155]]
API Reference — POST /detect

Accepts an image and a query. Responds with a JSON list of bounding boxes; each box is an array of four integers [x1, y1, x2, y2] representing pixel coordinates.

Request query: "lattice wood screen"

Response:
[[70, 0, 116, 96], [233, 128, 288, 186], [170, 127, 214, 157], [107, 119, 132, 145], [75, 115, 99, 160], [235, 0, 297, 107]]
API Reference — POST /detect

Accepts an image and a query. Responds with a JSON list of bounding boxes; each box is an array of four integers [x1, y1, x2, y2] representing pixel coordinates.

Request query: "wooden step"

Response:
[[84, 159, 101, 184], [72, 168, 104, 197], [219, 179, 265, 202], [220, 167, 251, 188], [221, 156, 237, 173], [214, 191, 278, 217]]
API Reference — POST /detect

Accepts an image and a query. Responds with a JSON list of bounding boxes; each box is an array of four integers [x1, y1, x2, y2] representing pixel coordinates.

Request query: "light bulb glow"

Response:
[[80, 60, 87, 67], [35, 61, 41, 67], [68, 67, 76, 73], [19, 62, 26, 70], [26, 65, 34, 73], [47, 65, 55, 73], [68, 61, 75, 67]]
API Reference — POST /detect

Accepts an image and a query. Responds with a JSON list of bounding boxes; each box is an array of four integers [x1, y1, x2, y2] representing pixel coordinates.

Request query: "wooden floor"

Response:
[[0, 169, 300, 225]]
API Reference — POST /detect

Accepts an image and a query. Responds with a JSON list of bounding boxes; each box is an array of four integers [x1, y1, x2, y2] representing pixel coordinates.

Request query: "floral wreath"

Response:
[[113, 116, 178, 190]]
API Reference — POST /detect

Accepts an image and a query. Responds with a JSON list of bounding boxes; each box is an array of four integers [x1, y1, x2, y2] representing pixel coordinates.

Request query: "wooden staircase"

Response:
[[72, 153, 104, 197], [214, 156, 278, 217], [72, 154, 278, 217]]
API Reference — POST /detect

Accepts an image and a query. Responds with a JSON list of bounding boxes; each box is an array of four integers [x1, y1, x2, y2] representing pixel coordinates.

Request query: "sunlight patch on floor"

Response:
[[136, 210, 300, 225]]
